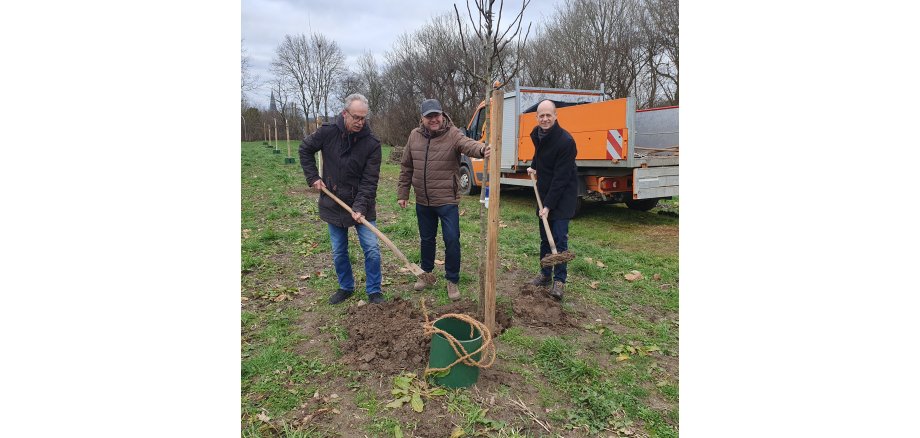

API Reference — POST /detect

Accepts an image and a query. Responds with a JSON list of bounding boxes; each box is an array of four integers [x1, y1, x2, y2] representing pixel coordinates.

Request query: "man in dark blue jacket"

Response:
[[527, 100, 578, 301], [299, 94, 384, 305]]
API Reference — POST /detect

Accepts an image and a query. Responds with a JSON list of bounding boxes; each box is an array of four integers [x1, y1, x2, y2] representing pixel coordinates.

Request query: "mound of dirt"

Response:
[[339, 279, 576, 374], [512, 284, 576, 327], [340, 298, 428, 372], [340, 297, 510, 373]]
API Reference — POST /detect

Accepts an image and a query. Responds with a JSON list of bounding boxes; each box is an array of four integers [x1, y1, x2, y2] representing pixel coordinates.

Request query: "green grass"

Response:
[[240, 140, 678, 435], [446, 390, 507, 435], [534, 337, 678, 436], [241, 308, 332, 421]]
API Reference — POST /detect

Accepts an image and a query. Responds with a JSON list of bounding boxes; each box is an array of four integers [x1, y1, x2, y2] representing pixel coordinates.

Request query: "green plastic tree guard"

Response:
[[428, 317, 482, 388]]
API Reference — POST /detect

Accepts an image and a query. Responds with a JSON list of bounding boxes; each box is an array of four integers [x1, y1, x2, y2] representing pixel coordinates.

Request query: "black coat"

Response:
[[529, 121, 578, 220], [299, 115, 381, 227]]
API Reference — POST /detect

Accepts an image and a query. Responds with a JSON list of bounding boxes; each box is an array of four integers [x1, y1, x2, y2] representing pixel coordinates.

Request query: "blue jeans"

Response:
[[327, 221, 382, 295], [539, 217, 570, 282], [416, 204, 461, 284]]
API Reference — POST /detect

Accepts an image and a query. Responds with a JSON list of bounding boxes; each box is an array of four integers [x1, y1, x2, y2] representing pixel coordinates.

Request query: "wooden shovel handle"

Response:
[[529, 173, 558, 254], [319, 187, 415, 267]]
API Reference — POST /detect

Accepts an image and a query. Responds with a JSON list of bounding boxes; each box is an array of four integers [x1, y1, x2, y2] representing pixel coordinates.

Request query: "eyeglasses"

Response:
[[346, 110, 368, 122]]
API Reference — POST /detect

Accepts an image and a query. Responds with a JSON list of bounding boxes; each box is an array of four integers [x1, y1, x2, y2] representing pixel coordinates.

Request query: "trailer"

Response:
[[459, 81, 678, 212]]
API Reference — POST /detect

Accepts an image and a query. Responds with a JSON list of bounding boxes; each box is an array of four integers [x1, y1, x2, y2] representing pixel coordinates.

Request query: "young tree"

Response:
[[453, 0, 532, 325], [268, 77, 292, 137], [453, 0, 532, 95]]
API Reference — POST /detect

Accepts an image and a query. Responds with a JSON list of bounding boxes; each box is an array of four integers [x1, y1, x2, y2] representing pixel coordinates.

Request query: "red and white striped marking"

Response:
[[606, 129, 624, 160]]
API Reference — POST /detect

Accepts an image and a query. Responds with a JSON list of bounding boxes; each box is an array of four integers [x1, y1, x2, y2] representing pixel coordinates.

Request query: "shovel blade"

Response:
[[408, 263, 425, 276]]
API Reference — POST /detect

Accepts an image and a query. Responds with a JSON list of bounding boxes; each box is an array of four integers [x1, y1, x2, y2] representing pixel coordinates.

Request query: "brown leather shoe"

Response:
[[447, 282, 460, 301], [529, 274, 551, 287], [548, 281, 565, 301]]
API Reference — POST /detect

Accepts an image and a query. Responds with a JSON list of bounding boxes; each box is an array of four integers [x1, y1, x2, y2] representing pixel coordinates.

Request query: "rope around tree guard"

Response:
[[420, 299, 496, 377]]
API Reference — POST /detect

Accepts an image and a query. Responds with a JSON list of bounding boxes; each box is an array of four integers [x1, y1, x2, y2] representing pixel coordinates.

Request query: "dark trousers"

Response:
[[539, 217, 570, 282], [416, 204, 461, 284]]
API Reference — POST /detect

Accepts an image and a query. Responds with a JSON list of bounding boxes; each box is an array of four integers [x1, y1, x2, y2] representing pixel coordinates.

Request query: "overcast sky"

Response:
[[242, 0, 563, 109]]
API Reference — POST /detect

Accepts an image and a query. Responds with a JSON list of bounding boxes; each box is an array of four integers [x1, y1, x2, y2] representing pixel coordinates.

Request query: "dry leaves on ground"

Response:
[[624, 270, 643, 282]]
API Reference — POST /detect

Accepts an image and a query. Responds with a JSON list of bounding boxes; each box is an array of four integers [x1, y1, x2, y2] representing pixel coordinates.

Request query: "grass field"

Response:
[[241, 140, 679, 437]]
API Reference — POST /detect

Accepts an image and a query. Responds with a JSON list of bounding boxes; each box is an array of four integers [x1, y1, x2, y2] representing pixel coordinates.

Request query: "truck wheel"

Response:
[[625, 198, 658, 212], [459, 165, 479, 195]]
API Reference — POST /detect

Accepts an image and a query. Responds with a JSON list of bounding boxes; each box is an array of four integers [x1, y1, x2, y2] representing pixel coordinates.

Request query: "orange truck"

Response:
[[458, 82, 678, 212]]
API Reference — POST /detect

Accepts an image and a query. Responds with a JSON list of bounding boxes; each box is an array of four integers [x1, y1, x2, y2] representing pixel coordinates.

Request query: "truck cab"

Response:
[[459, 81, 678, 212]]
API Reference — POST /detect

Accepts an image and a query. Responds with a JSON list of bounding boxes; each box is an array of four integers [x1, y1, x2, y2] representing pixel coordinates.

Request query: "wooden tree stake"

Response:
[[484, 88, 504, 333]]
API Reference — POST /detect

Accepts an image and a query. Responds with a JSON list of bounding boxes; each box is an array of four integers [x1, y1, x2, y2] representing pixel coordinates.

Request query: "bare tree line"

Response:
[[241, 40, 259, 107], [521, 0, 678, 107], [268, 33, 346, 131], [241, 0, 678, 145]]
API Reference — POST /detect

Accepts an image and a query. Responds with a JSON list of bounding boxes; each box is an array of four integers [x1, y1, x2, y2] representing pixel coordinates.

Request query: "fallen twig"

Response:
[[511, 396, 551, 432]]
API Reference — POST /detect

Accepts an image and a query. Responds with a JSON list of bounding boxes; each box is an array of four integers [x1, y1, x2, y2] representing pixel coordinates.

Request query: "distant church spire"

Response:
[[269, 90, 278, 113]]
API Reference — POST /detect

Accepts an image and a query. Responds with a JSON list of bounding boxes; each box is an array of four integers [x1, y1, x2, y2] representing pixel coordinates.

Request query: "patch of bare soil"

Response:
[[513, 284, 578, 327], [490, 267, 585, 330], [338, 297, 513, 374], [270, 267, 674, 436], [340, 298, 429, 373]]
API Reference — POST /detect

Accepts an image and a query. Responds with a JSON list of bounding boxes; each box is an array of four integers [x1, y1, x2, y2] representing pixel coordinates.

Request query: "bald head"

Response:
[[536, 100, 557, 130], [537, 100, 556, 113]]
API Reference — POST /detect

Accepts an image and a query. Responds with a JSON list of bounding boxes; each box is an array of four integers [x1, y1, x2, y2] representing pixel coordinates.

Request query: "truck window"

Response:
[[469, 108, 487, 141]]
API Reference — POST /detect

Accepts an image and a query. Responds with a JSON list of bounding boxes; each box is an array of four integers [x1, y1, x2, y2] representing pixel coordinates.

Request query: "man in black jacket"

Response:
[[527, 100, 578, 301], [299, 93, 384, 305]]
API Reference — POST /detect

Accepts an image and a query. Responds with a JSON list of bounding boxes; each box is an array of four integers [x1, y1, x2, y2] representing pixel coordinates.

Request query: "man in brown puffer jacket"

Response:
[[397, 99, 491, 301]]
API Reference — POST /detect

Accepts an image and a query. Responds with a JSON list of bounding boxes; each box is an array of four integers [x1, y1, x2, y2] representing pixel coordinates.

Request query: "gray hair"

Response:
[[344, 93, 369, 110]]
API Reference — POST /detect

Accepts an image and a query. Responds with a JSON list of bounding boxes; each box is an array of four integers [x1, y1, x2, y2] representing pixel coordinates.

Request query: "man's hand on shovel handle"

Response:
[[312, 179, 327, 191], [352, 211, 365, 222]]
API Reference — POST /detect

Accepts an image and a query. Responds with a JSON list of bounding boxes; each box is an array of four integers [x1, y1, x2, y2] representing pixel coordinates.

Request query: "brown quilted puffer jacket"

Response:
[[397, 114, 487, 206]]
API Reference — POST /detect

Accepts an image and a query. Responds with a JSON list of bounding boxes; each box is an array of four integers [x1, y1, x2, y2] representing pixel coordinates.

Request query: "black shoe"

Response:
[[368, 293, 385, 304], [548, 281, 565, 301], [328, 288, 354, 305], [529, 274, 551, 287]]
